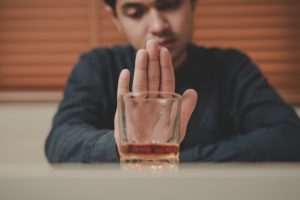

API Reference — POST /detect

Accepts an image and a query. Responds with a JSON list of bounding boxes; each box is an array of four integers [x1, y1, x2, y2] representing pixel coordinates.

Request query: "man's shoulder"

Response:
[[187, 44, 259, 80], [80, 44, 133, 60], [190, 43, 251, 64], [69, 44, 133, 77], [74, 44, 134, 73]]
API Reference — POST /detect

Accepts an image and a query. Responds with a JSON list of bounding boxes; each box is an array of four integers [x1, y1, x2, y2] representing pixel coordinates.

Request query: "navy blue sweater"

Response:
[[45, 44, 300, 162]]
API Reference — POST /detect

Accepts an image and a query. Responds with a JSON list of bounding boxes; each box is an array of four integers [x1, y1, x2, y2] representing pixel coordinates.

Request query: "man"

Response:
[[45, 0, 300, 162]]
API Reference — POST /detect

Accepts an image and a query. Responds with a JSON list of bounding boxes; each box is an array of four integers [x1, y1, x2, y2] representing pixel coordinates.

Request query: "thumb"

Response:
[[180, 89, 198, 142], [115, 69, 130, 147]]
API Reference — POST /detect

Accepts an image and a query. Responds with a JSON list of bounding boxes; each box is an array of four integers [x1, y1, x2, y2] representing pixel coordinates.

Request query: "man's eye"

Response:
[[156, 0, 182, 11], [125, 7, 145, 19]]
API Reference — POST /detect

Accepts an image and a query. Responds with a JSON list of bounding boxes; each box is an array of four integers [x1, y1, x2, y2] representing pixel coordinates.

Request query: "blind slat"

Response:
[[0, 54, 79, 65], [0, 0, 87, 7], [195, 17, 300, 28], [194, 28, 300, 39], [196, 4, 300, 16], [0, 77, 66, 89], [1, 19, 89, 31], [197, 39, 300, 51], [0, 42, 89, 53], [0, 31, 90, 41], [0, 66, 71, 76], [259, 63, 300, 74], [267, 74, 300, 89], [0, 8, 89, 19]]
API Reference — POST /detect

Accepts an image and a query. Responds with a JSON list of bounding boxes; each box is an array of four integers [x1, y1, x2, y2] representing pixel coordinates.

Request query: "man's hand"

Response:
[[114, 40, 197, 150]]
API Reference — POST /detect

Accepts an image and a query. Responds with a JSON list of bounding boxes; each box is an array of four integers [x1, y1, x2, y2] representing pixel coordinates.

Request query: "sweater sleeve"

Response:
[[180, 50, 300, 162], [45, 49, 120, 163]]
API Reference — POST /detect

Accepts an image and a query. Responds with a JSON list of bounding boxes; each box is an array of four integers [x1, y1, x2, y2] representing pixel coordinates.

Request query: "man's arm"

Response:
[[45, 50, 120, 163], [180, 50, 300, 162]]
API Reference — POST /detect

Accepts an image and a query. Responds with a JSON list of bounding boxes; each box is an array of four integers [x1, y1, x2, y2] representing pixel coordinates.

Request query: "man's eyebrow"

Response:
[[121, 2, 144, 11]]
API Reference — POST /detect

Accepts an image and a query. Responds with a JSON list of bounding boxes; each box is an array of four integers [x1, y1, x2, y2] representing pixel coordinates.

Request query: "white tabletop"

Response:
[[1, 163, 300, 200]]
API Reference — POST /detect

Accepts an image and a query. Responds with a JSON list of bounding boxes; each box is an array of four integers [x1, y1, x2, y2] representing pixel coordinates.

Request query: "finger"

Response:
[[117, 69, 130, 96], [116, 69, 130, 130], [180, 89, 198, 142], [132, 49, 148, 92], [159, 47, 175, 92], [115, 69, 130, 148], [146, 39, 160, 91]]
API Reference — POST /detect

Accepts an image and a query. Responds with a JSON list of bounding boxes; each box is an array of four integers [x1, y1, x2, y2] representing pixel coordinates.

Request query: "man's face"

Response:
[[113, 0, 195, 65]]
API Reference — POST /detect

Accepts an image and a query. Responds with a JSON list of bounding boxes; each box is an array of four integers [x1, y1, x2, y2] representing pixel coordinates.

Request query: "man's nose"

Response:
[[148, 10, 170, 35]]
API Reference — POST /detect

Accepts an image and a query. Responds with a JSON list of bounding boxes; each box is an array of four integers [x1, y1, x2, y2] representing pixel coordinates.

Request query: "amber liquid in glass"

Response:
[[120, 144, 179, 169]]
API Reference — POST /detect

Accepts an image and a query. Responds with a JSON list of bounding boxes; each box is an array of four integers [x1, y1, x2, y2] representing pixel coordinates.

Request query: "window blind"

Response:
[[0, 0, 93, 91], [194, 0, 300, 105], [0, 0, 299, 104]]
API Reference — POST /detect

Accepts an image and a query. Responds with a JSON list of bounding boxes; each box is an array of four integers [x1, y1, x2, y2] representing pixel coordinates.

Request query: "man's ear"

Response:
[[105, 5, 123, 33]]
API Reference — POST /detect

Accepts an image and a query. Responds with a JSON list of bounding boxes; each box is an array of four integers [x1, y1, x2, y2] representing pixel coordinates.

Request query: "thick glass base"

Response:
[[120, 156, 179, 170]]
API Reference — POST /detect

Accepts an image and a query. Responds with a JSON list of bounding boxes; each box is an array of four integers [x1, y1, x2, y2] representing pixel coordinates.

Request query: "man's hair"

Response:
[[104, 0, 196, 15], [104, 0, 116, 11]]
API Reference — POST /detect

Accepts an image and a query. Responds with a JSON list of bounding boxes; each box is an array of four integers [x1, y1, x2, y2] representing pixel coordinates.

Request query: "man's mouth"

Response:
[[150, 37, 176, 48], [157, 38, 176, 47]]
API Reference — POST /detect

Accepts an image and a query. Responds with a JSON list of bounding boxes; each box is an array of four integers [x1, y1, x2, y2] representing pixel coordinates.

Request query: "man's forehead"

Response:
[[118, 0, 155, 4], [117, 0, 175, 6]]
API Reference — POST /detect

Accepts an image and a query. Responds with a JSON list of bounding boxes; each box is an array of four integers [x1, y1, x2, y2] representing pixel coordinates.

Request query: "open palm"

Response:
[[114, 39, 198, 151]]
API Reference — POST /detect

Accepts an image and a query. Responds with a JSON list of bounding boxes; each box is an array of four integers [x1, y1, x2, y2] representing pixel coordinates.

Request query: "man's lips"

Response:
[[157, 38, 176, 47]]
